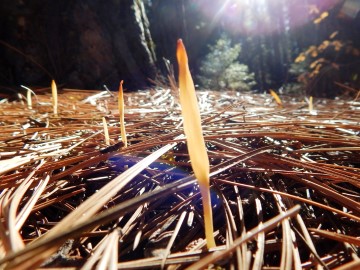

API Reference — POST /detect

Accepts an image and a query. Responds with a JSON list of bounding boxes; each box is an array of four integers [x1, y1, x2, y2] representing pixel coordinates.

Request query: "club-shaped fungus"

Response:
[[102, 117, 110, 146], [51, 80, 58, 116], [176, 39, 216, 249], [309, 96, 313, 112], [118, 80, 127, 148], [269, 89, 283, 107], [26, 88, 32, 109]]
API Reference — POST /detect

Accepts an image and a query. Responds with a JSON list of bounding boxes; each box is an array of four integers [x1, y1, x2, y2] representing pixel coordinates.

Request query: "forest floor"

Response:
[[0, 88, 359, 269]]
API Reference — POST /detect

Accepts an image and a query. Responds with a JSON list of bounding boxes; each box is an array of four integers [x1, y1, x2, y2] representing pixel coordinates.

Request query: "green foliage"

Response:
[[197, 36, 256, 91], [289, 36, 360, 97]]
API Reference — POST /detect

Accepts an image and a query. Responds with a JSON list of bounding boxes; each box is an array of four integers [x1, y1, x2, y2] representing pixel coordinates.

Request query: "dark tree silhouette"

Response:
[[0, 0, 157, 90]]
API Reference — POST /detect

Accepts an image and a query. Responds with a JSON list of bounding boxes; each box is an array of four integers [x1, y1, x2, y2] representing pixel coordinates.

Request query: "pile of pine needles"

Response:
[[0, 87, 359, 269]]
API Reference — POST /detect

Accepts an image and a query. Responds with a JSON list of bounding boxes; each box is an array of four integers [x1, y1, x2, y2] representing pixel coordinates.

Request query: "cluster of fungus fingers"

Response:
[[176, 39, 216, 249]]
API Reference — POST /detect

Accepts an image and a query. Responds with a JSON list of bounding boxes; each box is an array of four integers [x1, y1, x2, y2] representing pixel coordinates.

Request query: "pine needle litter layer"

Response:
[[0, 87, 359, 269]]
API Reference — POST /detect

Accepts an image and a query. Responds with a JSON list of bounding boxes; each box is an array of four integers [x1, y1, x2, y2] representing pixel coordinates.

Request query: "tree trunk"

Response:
[[0, 0, 157, 90]]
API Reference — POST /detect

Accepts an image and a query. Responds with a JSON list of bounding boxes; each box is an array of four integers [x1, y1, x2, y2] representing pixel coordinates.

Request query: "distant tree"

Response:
[[197, 35, 255, 91], [288, 7, 360, 98]]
